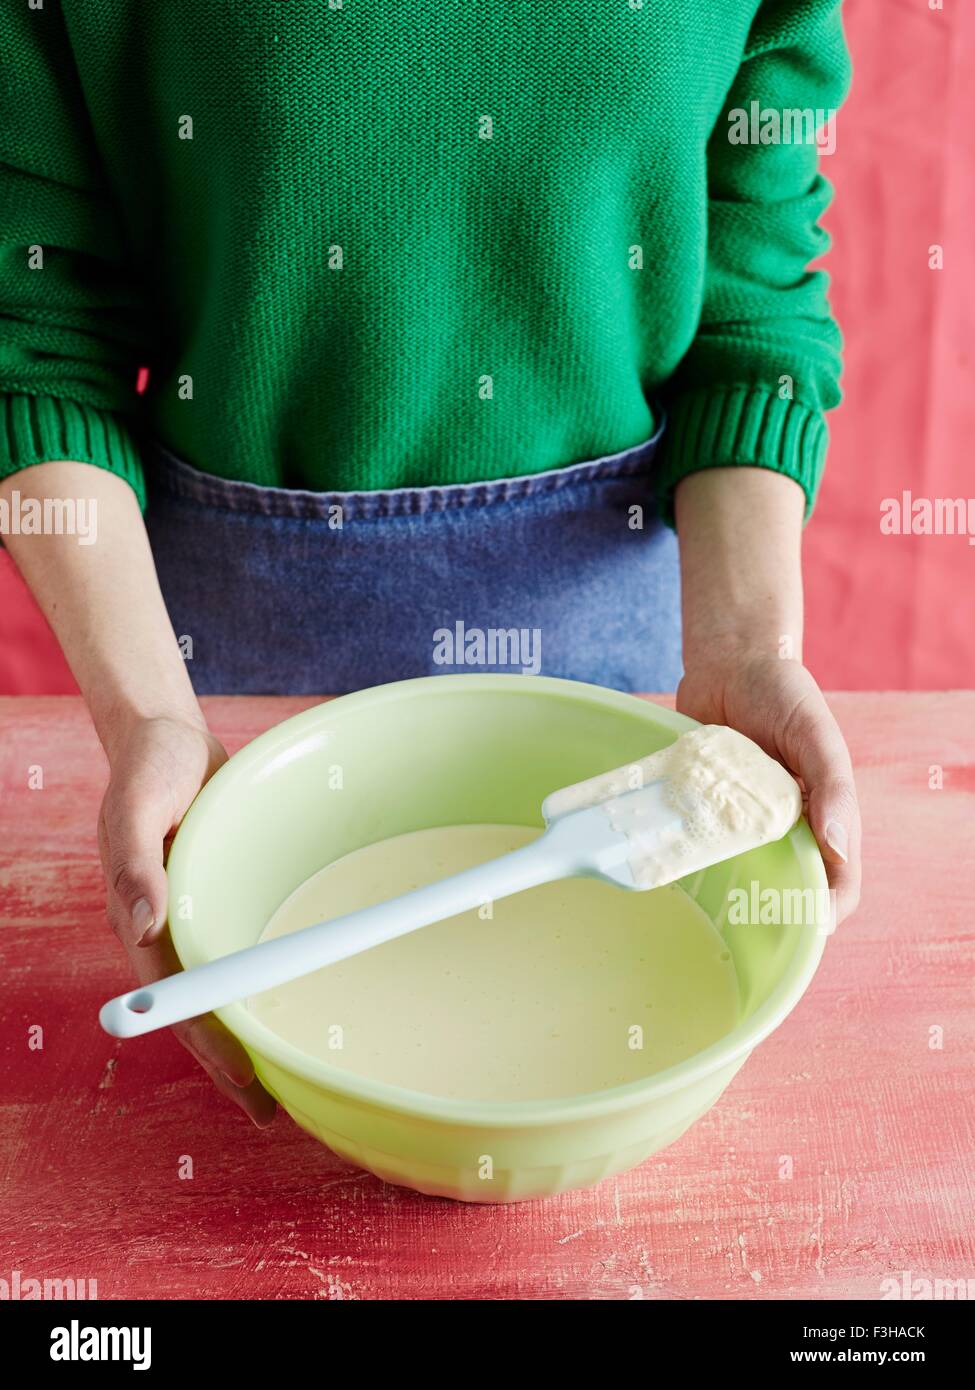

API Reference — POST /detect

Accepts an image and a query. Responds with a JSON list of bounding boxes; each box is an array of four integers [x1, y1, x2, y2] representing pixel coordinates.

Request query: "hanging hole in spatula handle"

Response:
[[100, 987, 161, 1038]]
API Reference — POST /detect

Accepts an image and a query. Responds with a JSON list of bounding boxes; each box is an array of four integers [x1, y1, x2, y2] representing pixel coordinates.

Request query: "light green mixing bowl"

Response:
[[167, 675, 828, 1203]]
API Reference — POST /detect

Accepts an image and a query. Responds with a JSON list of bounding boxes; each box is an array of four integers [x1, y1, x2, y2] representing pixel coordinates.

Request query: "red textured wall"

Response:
[[1, 0, 971, 694], [802, 0, 975, 690]]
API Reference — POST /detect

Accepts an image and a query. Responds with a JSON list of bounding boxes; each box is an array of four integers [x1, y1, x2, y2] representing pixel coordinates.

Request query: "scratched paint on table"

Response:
[[0, 694, 973, 1300]]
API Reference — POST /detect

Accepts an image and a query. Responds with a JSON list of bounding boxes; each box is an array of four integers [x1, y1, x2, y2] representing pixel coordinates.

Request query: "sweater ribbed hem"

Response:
[[654, 387, 828, 527], [0, 392, 146, 510]]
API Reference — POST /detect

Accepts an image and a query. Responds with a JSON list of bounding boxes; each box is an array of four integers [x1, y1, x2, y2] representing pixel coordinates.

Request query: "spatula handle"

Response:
[[98, 833, 567, 1039]]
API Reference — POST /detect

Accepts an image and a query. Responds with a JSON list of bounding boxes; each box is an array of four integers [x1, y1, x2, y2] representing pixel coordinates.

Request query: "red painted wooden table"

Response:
[[1, 694, 973, 1301]]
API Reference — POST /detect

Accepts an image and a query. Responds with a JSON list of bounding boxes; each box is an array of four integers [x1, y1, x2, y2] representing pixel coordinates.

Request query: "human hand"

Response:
[[98, 714, 276, 1127], [677, 652, 861, 925]]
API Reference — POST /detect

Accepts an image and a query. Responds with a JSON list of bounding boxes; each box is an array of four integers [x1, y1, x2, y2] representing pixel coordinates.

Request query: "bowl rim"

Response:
[[167, 674, 829, 1129]]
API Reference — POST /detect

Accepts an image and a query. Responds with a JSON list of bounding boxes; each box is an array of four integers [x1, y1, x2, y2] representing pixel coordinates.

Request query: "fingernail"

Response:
[[825, 820, 848, 863], [131, 897, 155, 944]]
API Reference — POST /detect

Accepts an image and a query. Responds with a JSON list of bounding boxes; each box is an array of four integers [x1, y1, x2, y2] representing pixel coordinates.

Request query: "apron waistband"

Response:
[[144, 416, 667, 522]]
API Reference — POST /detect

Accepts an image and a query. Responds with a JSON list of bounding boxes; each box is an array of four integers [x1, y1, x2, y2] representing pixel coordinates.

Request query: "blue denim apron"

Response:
[[143, 426, 683, 695]]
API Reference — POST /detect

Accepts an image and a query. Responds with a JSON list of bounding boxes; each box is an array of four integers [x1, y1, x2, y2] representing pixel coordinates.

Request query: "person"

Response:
[[0, 1, 861, 1126]]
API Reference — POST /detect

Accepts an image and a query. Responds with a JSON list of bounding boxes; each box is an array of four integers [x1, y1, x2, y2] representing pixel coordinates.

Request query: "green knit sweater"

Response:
[[0, 1, 850, 518]]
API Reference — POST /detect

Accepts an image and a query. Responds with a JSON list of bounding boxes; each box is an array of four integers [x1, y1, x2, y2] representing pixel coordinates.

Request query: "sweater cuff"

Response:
[[654, 386, 828, 527], [0, 392, 146, 510]]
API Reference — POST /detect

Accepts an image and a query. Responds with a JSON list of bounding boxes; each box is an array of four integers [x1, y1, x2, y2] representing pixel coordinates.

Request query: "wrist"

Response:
[[92, 688, 208, 765], [683, 615, 803, 674]]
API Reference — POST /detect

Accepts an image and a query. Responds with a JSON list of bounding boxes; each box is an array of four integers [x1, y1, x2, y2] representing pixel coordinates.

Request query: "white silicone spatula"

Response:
[[99, 725, 801, 1040]]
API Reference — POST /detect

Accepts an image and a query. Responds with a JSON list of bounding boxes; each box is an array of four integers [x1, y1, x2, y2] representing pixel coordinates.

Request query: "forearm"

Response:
[[674, 466, 805, 669], [1, 461, 203, 755]]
